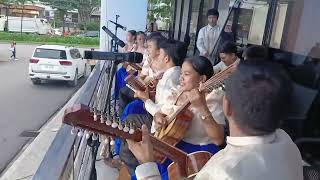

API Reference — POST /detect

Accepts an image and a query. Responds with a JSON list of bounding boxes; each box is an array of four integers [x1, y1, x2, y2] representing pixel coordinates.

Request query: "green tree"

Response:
[[14, 0, 33, 34], [78, 0, 100, 31], [148, 0, 173, 29], [40, 0, 77, 34]]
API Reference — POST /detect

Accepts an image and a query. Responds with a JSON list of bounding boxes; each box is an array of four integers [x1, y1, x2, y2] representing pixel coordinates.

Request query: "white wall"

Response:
[[105, 0, 148, 49]]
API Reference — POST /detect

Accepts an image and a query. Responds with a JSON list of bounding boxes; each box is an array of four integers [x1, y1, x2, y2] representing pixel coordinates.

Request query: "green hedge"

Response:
[[0, 32, 99, 46]]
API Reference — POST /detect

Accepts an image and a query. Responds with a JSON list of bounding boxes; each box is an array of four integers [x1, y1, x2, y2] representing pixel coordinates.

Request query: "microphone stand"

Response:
[[108, 14, 121, 119], [104, 15, 123, 157], [87, 16, 125, 179]]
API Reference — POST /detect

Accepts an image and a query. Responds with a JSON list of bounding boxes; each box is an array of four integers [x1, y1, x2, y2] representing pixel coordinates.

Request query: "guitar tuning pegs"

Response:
[[71, 127, 78, 135], [77, 129, 84, 137], [100, 115, 105, 124], [85, 132, 91, 139], [93, 113, 98, 121], [104, 136, 110, 144], [123, 122, 129, 133], [221, 84, 225, 91], [110, 138, 115, 146], [92, 133, 98, 141], [106, 117, 112, 126], [129, 122, 135, 134], [117, 118, 123, 130], [111, 116, 118, 128]]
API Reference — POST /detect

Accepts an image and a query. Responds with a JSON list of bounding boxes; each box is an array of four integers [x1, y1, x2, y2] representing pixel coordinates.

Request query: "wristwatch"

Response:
[[200, 113, 212, 120]]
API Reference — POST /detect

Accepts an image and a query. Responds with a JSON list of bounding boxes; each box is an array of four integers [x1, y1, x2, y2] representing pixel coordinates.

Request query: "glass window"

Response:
[[271, 0, 320, 60], [186, 0, 215, 55], [268, 0, 320, 90], [70, 49, 81, 59], [227, 0, 270, 46], [34, 48, 67, 59]]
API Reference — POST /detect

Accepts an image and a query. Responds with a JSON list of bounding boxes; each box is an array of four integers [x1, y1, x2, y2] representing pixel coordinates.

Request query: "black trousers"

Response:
[[119, 113, 153, 174], [118, 86, 136, 116]]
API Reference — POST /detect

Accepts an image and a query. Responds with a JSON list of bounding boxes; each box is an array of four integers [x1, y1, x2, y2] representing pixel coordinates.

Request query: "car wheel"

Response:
[[69, 70, 78, 87], [31, 79, 41, 85]]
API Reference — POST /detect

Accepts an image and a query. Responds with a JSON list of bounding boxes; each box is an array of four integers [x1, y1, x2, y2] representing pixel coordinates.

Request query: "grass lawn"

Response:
[[0, 32, 99, 47]]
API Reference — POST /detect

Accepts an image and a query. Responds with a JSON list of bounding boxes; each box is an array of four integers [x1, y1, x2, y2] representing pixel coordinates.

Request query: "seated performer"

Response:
[[214, 42, 240, 74], [134, 31, 147, 54], [118, 39, 187, 175], [118, 33, 166, 117], [114, 30, 137, 99], [128, 60, 304, 180], [113, 33, 165, 156]]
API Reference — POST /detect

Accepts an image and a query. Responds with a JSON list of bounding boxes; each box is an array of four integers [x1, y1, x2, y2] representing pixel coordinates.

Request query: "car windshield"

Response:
[[33, 48, 67, 59]]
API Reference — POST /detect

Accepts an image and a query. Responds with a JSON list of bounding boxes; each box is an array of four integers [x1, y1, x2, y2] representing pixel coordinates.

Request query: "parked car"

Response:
[[77, 31, 99, 37], [29, 45, 87, 86]]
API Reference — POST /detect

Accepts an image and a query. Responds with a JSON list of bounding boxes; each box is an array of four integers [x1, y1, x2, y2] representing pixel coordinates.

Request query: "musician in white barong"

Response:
[[214, 42, 241, 74], [197, 8, 221, 59]]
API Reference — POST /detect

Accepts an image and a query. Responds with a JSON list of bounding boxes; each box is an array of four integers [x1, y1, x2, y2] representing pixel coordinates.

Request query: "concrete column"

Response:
[[99, 0, 108, 51]]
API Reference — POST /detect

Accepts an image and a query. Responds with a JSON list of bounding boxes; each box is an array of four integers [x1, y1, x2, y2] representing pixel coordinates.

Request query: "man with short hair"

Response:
[[214, 42, 240, 73], [197, 8, 221, 59], [128, 60, 303, 180], [243, 45, 268, 60]]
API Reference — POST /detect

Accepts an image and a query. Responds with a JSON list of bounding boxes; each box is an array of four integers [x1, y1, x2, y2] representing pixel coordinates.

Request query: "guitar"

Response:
[[63, 104, 212, 180], [125, 73, 164, 102], [126, 63, 142, 74], [125, 73, 163, 91], [154, 62, 237, 155]]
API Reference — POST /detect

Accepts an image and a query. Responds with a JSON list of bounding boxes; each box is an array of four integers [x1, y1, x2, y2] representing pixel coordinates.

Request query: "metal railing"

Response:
[[33, 63, 104, 180]]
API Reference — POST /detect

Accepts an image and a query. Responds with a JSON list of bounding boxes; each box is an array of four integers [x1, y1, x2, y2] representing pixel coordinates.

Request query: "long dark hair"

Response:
[[185, 56, 214, 80], [128, 30, 137, 40]]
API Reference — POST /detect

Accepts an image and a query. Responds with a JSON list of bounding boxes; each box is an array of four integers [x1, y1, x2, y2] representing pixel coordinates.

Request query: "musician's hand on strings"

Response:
[[154, 112, 167, 130], [187, 89, 211, 116], [134, 88, 150, 101], [127, 125, 154, 164]]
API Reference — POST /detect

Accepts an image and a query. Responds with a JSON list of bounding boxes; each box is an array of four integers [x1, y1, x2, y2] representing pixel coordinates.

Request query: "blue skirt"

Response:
[[130, 141, 220, 180], [115, 100, 147, 155], [120, 100, 146, 121], [113, 67, 128, 99]]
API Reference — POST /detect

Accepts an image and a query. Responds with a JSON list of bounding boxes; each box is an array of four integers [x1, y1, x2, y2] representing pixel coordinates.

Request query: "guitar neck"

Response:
[[125, 75, 146, 91], [63, 104, 188, 175], [149, 135, 187, 172]]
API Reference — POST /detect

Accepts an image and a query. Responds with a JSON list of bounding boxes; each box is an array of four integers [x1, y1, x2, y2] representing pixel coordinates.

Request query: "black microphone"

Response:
[[109, 20, 127, 31], [84, 51, 143, 63], [101, 26, 126, 48]]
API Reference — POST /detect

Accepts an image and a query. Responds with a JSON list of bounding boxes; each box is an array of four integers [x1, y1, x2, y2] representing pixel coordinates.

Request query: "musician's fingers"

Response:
[[141, 125, 150, 144], [127, 139, 137, 151]]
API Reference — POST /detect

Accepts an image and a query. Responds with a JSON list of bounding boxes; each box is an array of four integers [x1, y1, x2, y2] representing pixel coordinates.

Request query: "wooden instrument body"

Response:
[[127, 63, 142, 74], [125, 74, 161, 101], [63, 104, 211, 179], [168, 151, 212, 180], [154, 107, 193, 163]]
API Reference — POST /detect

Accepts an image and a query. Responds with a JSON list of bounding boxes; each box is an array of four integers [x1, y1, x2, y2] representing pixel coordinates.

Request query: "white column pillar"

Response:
[[99, 0, 108, 51]]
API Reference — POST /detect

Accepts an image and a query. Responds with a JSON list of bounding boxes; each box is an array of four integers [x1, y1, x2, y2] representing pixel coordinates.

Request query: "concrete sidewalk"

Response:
[[0, 85, 119, 180]]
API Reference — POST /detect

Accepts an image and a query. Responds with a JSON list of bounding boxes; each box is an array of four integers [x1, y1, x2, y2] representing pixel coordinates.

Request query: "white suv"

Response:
[[29, 45, 87, 86]]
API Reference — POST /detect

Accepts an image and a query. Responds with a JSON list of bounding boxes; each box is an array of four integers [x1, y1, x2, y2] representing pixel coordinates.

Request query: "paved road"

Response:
[[0, 43, 87, 173]]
